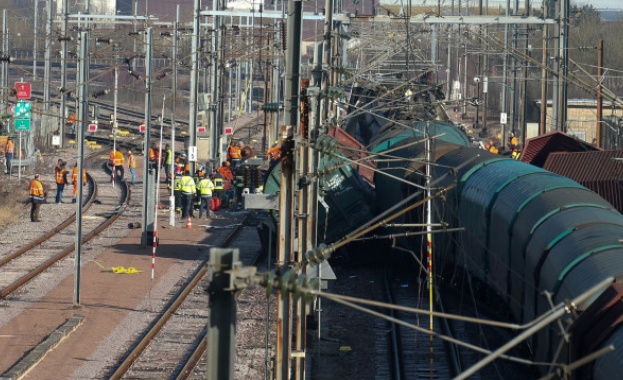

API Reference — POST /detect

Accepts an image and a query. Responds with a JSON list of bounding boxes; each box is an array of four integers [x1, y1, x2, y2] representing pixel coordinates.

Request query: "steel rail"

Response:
[[383, 264, 405, 380], [0, 171, 129, 299], [0, 172, 97, 268], [108, 219, 248, 380], [172, 220, 264, 380]]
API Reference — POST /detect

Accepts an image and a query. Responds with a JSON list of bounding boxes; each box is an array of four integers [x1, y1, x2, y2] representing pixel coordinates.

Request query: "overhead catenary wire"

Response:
[[306, 288, 560, 369]]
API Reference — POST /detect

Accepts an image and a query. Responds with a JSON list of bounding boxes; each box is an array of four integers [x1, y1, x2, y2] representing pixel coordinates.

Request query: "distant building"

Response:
[[533, 99, 623, 146], [56, 0, 115, 15], [55, 0, 193, 21]]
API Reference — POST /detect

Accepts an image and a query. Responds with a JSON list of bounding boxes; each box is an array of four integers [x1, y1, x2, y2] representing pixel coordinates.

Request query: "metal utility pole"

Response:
[[206, 248, 238, 380], [557, 0, 569, 132], [501, 0, 510, 144], [113, 67, 118, 138], [596, 39, 603, 147], [295, 79, 310, 380], [33, 1, 39, 80], [169, 5, 180, 227], [276, 2, 303, 378], [142, 28, 154, 247], [521, 31, 530, 143], [511, 24, 518, 136], [1, 10, 8, 119], [189, 0, 201, 174], [482, 40, 488, 134], [539, 0, 549, 136], [59, 0, 69, 148], [552, 0, 569, 131], [210, 0, 225, 163], [446, 26, 453, 103], [43, 0, 53, 111], [74, 30, 89, 307], [476, 0, 486, 132], [320, 0, 334, 124]]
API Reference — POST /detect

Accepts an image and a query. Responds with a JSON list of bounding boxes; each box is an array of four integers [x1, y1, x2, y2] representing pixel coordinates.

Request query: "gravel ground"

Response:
[[71, 259, 201, 379], [309, 264, 384, 380]]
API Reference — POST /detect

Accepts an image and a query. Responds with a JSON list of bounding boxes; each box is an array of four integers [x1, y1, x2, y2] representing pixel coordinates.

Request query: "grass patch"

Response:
[[0, 180, 29, 229]]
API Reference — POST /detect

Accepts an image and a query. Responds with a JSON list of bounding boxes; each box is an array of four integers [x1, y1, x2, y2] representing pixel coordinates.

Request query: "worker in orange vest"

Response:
[[266, 142, 281, 165], [55, 160, 69, 204], [148, 143, 160, 175], [218, 161, 234, 190], [110, 149, 125, 181], [29, 173, 46, 222], [217, 161, 235, 207], [71, 162, 87, 203], [227, 141, 243, 167], [4, 136, 13, 175]]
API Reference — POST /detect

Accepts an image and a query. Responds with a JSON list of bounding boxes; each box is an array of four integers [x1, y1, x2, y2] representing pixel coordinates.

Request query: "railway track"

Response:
[[381, 261, 461, 380], [105, 214, 268, 379], [377, 256, 541, 379], [0, 153, 128, 300]]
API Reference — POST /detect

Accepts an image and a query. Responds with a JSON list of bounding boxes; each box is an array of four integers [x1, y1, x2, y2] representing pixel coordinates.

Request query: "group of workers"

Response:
[[54, 159, 87, 205], [169, 168, 218, 221], [148, 143, 173, 182], [26, 136, 281, 224], [28, 159, 87, 222], [483, 132, 521, 160]]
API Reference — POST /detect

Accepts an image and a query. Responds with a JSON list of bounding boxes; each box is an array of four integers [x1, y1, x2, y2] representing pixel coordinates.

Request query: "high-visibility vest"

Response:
[[197, 178, 215, 196], [115, 150, 125, 166], [219, 166, 233, 180], [213, 174, 224, 190], [128, 154, 136, 169], [55, 168, 67, 184], [488, 145, 499, 155], [218, 167, 234, 190], [174, 177, 182, 191], [164, 149, 173, 165], [235, 174, 244, 188], [111, 151, 124, 166], [180, 175, 196, 194], [149, 148, 157, 161], [29, 179, 44, 198], [228, 145, 242, 159], [72, 166, 87, 185], [4, 140, 13, 155]]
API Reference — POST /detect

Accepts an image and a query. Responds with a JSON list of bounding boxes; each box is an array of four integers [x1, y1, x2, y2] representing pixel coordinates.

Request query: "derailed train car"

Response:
[[261, 127, 376, 245], [262, 75, 623, 376], [423, 147, 623, 378]]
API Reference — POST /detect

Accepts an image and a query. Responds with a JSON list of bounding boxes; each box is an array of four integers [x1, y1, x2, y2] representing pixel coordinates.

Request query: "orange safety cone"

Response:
[[185, 215, 192, 229]]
